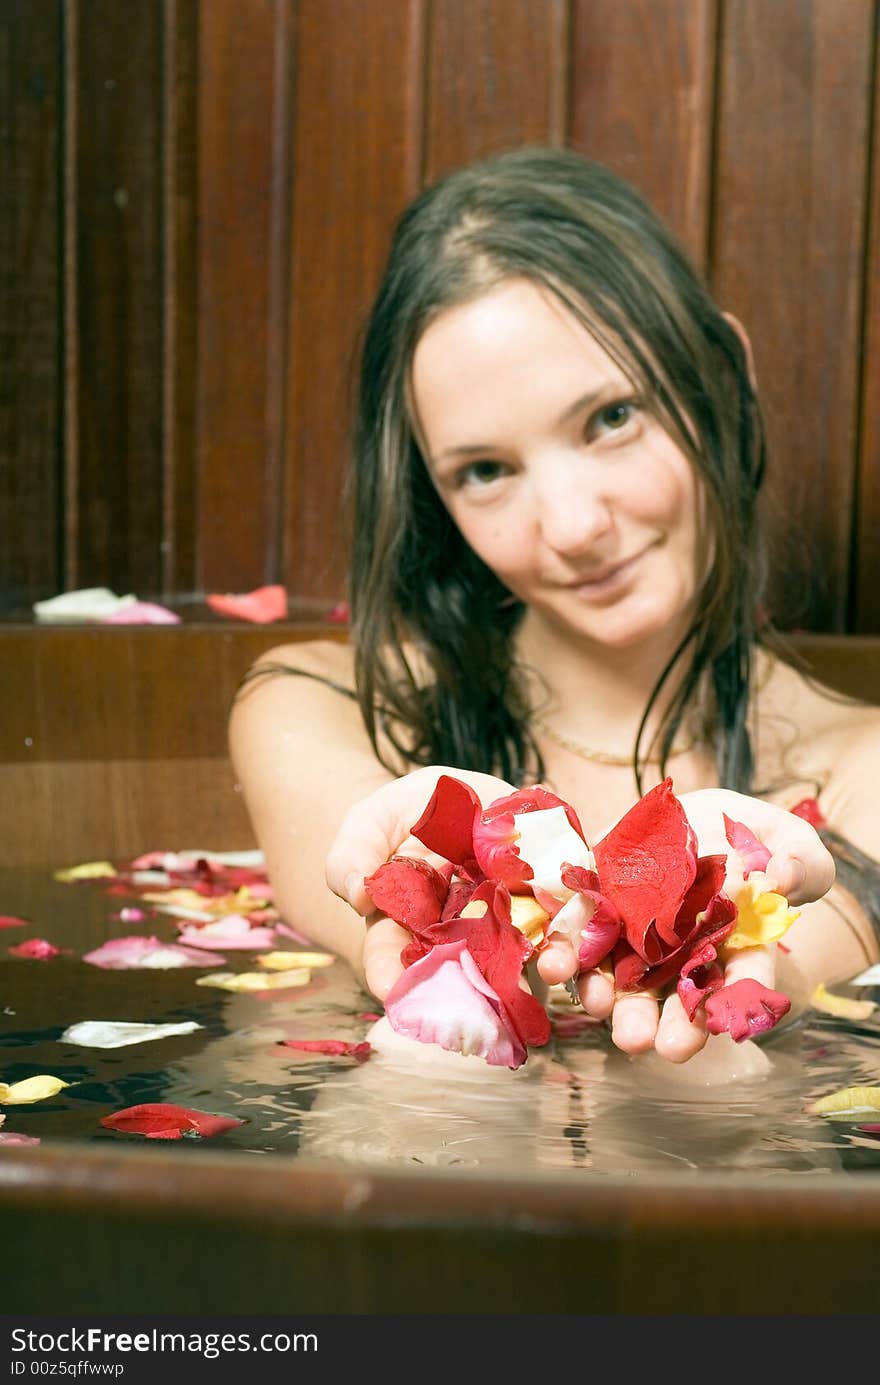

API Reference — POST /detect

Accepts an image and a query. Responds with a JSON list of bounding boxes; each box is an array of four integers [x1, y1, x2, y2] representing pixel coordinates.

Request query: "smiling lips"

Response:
[[565, 546, 650, 592]]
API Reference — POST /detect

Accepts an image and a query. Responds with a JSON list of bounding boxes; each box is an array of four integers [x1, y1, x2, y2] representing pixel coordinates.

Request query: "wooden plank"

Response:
[[569, 0, 718, 270], [69, 0, 165, 595], [161, 0, 199, 597], [854, 12, 880, 632], [424, 0, 568, 183], [712, 0, 874, 633], [0, 0, 63, 611], [283, 0, 424, 604], [195, 0, 286, 594]]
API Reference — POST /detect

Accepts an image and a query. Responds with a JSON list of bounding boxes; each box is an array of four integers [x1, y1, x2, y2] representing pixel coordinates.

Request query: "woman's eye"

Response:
[[595, 400, 635, 432], [457, 459, 506, 487]]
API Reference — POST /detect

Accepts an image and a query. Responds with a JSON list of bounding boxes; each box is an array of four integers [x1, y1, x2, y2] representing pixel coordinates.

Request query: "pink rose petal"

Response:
[[8, 938, 65, 960], [722, 814, 772, 876], [0, 1132, 41, 1146], [385, 937, 527, 1068], [175, 915, 278, 950], [101, 601, 181, 625], [83, 934, 226, 969], [0, 916, 28, 929]]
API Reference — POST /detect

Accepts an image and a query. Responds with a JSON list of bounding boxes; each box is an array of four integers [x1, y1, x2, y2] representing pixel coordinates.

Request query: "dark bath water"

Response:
[[2, 862, 880, 1176]]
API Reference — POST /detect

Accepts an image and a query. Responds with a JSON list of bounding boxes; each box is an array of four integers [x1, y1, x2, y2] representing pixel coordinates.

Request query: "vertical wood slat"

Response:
[[283, 0, 425, 604], [423, 0, 569, 184], [712, 0, 874, 633], [854, 10, 880, 632], [0, 0, 63, 612], [569, 0, 718, 272], [195, 0, 287, 596], [161, 0, 199, 598], [71, 0, 165, 596]]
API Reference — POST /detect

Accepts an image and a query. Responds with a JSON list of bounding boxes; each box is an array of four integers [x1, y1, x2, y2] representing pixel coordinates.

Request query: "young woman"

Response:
[[229, 147, 878, 1066]]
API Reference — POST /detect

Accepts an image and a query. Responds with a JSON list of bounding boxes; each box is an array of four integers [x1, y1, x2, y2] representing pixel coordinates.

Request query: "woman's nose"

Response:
[[535, 463, 613, 556]]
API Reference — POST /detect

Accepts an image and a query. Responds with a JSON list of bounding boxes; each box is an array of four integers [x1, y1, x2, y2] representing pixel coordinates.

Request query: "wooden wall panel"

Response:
[[196, 0, 289, 595], [712, 0, 874, 633], [0, 0, 62, 613], [424, 0, 568, 182], [283, 0, 424, 604], [569, 0, 718, 271], [854, 10, 880, 632], [69, 0, 165, 595]]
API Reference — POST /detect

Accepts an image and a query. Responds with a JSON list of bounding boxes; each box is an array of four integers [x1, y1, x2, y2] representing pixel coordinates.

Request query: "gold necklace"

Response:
[[531, 712, 703, 768]]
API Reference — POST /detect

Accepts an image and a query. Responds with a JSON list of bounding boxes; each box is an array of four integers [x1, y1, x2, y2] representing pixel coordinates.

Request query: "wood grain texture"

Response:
[[283, 0, 424, 603], [854, 9, 880, 631], [196, 0, 287, 595], [161, 0, 199, 597], [424, 0, 569, 182], [569, 0, 718, 271], [712, 0, 874, 633], [70, 0, 165, 595], [0, 0, 63, 611]]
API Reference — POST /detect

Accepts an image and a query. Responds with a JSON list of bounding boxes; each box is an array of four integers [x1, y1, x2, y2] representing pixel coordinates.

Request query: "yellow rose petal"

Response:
[[509, 893, 550, 944], [0, 1075, 71, 1104], [808, 1086, 880, 1117], [256, 951, 335, 971], [810, 983, 877, 1021], [195, 969, 312, 992], [54, 861, 117, 882], [724, 886, 800, 949]]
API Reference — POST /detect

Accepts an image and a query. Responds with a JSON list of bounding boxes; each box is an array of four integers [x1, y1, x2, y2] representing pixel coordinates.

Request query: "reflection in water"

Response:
[[1, 864, 879, 1175]]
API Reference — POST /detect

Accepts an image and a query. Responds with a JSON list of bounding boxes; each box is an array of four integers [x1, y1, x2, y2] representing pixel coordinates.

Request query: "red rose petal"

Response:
[[790, 796, 827, 830], [8, 938, 64, 959], [205, 584, 288, 624], [100, 1103, 245, 1139], [593, 778, 697, 960], [278, 1039, 371, 1060], [410, 775, 482, 879], [0, 916, 28, 929], [363, 856, 451, 931], [703, 978, 791, 1042]]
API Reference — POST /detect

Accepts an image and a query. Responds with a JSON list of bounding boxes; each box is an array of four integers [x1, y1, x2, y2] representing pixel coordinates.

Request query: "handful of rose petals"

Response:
[[364, 776, 798, 1069]]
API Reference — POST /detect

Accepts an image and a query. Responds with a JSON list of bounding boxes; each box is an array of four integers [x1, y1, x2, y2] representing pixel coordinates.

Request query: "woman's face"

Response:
[[410, 278, 710, 654]]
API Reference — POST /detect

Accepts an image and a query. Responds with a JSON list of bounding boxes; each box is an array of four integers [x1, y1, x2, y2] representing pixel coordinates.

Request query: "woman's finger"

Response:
[[609, 991, 660, 1053], [362, 915, 410, 1001], [654, 989, 709, 1062]]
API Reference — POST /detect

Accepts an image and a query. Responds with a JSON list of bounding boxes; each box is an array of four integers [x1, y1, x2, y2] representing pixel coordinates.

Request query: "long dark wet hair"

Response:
[[351, 145, 773, 792]]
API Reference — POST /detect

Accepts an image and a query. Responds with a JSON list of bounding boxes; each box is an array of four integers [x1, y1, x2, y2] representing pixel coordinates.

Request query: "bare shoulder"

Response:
[[756, 649, 880, 822], [241, 637, 356, 691]]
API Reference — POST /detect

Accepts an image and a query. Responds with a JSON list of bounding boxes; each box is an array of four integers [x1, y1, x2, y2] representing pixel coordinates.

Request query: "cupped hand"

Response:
[[325, 765, 517, 1000], [536, 789, 835, 1063]]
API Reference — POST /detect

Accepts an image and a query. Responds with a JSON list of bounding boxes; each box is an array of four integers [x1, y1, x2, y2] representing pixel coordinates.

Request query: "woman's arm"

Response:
[[228, 641, 395, 985]]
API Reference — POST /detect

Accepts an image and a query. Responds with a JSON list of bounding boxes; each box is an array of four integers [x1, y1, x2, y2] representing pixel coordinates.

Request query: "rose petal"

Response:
[[100, 1103, 245, 1139], [278, 1039, 371, 1060], [789, 796, 827, 830], [60, 1020, 203, 1049], [703, 978, 791, 1042], [255, 950, 336, 970], [593, 778, 697, 959], [410, 775, 482, 879], [363, 857, 451, 931], [0, 916, 28, 929], [722, 814, 772, 876], [205, 584, 288, 623], [54, 861, 117, 882], [195, 969, 311, 992], [100, 600, 181, 625], [807, 1086, 880, 1117], [384, 938, 527, 1068], [8, 938, 65, 959], [0, 1075, 71, 1104], [175, 915, 278, 950], [83, 935, 227, 969], [809, 983, 876, 1020], [0, 1132, 41, 1146], [473, 788, 588, 894]]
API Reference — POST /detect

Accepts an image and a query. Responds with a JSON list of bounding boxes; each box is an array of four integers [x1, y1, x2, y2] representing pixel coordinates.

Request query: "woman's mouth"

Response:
[[565, 549, 648, 597]]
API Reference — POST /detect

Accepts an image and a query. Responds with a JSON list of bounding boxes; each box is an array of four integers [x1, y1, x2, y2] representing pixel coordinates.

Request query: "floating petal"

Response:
[[60, 1020, 203, 1049], [809, 983, 876, 1021], [195, 968, 311, 992], [256, 950, 336, 971], [808, 1086, 880, 1117], [205, 584, 287, 623], [0, 1075, 71, 1104], [8, 938, 64, 959], [100, 1103, 245, 1139], [278, 1039, 371, 1060], [54, 861, 116, 882], [83, 935, 226, 969]]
